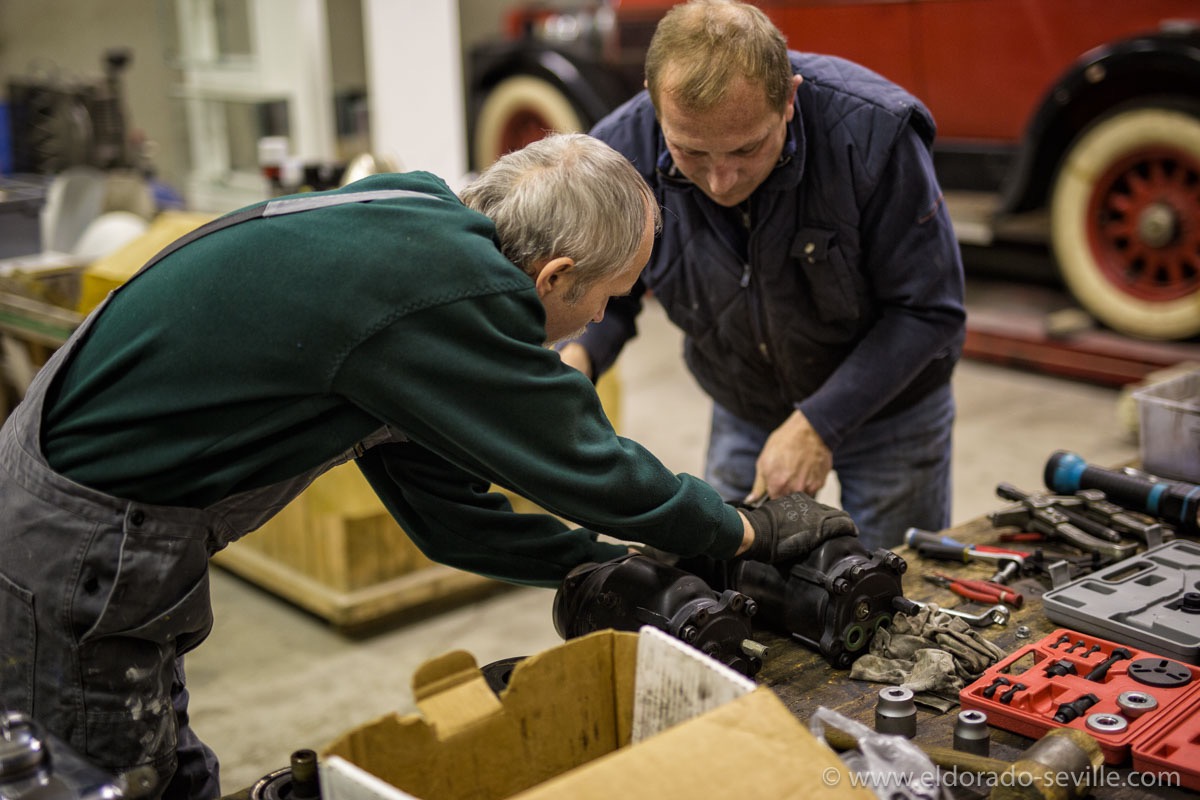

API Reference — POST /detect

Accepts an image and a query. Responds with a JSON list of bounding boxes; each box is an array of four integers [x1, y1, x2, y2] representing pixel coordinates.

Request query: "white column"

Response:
[[362, 0, 468, 185]]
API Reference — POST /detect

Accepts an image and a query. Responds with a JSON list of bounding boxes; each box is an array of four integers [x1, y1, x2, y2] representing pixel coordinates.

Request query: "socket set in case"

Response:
[[960, 628, 1200, 788]]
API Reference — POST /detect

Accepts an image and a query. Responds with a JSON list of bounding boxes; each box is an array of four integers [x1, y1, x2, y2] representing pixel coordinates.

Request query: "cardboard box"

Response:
[[320, 628, 869, 800]]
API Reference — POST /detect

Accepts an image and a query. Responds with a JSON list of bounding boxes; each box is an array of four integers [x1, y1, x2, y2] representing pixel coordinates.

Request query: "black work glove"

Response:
[[739, 491, 857, 563]]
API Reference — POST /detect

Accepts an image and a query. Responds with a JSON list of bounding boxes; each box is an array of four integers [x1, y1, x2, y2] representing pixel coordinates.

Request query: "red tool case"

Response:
[[960, 628, 1200, 789]]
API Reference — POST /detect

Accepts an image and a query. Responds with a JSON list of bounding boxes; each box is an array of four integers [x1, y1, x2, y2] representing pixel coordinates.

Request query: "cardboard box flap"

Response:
[[411, 650, 502, 737], [323, 631, 635, 800]]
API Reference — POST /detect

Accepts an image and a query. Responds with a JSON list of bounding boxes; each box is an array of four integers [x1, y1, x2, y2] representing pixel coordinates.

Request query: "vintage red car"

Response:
[[467, 0, 1200, 341]]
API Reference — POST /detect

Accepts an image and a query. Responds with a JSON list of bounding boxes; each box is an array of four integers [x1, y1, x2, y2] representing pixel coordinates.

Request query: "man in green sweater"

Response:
[[0, 133, 853, 800]]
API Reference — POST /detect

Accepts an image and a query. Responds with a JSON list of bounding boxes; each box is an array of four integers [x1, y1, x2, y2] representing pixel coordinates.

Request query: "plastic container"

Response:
[[1132, 369, 1200, 483], [0, 175, 46, 258]]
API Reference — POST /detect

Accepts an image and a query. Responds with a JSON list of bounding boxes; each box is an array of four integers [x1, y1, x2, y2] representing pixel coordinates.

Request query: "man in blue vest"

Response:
[[560, 0, 966, 551]]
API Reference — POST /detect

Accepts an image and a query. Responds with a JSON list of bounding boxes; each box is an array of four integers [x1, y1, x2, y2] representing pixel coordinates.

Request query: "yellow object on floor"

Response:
[[77, 210, 214, 313]]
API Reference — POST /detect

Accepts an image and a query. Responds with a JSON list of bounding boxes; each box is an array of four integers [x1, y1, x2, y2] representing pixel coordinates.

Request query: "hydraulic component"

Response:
[[552, 553, 766, 677], [710, 536, 908, 668]]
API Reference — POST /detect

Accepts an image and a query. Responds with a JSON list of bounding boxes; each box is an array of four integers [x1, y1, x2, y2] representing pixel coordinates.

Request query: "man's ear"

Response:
[[533, 256, 576, 299], [784, 74, 803, 121]]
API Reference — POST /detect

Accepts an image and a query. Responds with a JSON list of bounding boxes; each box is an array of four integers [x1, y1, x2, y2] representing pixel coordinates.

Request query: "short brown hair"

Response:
[[646, 0, 792, 113]]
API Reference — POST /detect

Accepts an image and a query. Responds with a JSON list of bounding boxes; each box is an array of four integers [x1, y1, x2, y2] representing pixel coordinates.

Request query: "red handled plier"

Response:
[[924, 573, 1024, 608]]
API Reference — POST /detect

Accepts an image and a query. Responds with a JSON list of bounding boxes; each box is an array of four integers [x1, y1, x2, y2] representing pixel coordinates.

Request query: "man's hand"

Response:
[[745, 409, 832, 504], [557, 342, 594, 380], [737, 491, 857, 563]]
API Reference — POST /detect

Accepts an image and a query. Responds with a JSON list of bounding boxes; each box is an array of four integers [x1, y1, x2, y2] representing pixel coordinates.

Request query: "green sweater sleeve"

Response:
[[335, 282, 744, 583], [356, 442, 627, 587]]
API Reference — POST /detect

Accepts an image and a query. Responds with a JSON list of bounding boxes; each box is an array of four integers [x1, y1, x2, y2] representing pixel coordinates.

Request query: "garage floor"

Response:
[[186, 292, 1148, 793]]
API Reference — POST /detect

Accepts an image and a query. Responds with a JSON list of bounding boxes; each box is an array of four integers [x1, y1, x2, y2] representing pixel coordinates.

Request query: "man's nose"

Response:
[[706, 159, 739, 195]]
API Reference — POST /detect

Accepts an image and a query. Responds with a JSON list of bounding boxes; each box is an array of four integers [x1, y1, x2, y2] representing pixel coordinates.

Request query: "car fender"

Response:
[[1000, 24, 1200, 215]]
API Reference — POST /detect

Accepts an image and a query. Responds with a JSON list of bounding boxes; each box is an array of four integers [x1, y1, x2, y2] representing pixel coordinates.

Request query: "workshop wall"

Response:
[[0, 0, 515, 200]]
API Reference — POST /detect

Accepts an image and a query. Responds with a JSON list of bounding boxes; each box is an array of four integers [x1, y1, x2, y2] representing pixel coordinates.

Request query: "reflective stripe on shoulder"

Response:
[[262, 189, 444, 217]]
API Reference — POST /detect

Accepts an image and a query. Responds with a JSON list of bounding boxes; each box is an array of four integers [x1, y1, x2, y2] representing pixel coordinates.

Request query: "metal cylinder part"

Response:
[[290, 749, 320, 800], [875, 686, 917, 738], [1116, 690, 1158, 719], [1086, 712, 1129, 734], [953, 709, 990, 756]]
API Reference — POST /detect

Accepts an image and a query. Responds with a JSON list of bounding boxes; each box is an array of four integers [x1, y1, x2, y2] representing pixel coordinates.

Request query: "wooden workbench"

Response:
[[754, 516, 1193, 799]]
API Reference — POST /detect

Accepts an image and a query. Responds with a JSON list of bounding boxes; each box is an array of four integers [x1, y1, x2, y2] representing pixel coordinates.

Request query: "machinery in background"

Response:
[[6, 48, 139, 177]]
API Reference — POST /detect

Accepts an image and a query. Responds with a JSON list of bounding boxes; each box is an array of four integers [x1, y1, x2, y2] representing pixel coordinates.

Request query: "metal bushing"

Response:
[[953, 709, 990, 756], [875, 686, 917, 738], [1086, 713, 1129, 735], [1117, 690, 1158, 719]]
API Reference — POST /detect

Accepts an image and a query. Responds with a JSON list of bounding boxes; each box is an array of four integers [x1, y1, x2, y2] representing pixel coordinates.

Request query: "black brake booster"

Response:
[[553, 535, 907, 674], [552, 553, 768, 677], [705, 536, 908, 669]]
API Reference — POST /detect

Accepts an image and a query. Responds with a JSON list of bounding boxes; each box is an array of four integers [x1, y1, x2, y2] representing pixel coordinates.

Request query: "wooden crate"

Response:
[[210, 463, 504, 631]]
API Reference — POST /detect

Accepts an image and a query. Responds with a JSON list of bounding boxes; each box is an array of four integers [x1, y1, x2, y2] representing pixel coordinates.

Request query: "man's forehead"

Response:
[[661, 105, 774, 153], [660, 77, 778, 143]]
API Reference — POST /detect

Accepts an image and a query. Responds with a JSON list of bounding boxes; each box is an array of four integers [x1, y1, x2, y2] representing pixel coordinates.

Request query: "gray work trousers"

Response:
[[0, 191, 411, 800]]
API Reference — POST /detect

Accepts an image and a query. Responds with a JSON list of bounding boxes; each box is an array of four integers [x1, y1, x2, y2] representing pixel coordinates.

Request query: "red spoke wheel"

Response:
[[1051, 105, 1200, 340], [473, 74, 585, 170]]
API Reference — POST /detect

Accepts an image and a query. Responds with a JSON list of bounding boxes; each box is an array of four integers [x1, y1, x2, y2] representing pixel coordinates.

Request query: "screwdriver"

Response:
[[904, 528, 1027, 583]]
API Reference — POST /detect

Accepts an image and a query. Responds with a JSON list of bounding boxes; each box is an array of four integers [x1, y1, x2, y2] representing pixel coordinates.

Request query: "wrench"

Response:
[[909, 599, 1010, 627]]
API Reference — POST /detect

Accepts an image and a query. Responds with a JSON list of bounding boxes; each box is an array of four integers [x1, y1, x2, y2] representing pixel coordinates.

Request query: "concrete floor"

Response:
[[186, 292, 1147, 793]]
